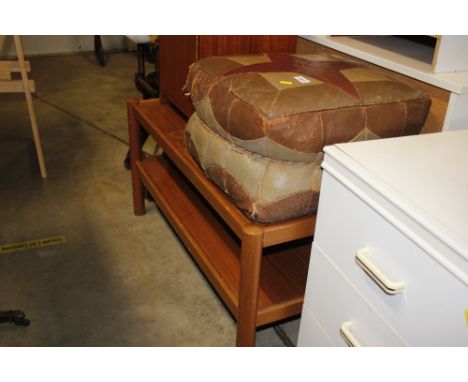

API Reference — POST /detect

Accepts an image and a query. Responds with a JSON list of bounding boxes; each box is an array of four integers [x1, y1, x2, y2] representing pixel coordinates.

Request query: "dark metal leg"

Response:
[[127, 99, 146, 215], [94, 35, 106, 67], [125, 41, 160, 171], [124, 128, 149, 171]]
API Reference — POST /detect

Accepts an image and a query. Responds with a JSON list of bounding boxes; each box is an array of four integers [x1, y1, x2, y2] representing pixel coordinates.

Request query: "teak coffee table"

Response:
[[127, 98, 316, 346]]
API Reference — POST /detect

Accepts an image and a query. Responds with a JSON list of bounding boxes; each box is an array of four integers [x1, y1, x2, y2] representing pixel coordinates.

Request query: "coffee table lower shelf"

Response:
[[137, 155, 312, 327]]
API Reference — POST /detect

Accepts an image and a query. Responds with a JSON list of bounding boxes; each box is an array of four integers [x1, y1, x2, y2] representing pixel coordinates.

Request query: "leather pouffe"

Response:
[[185, 113, 323, 223], [184, 52, 431, 222]]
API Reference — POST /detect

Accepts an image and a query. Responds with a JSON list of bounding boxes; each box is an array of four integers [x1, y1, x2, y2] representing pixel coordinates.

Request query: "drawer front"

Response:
[[302, 245, 406, 346], [298, 306, 334, 347], [314, 171, 468, 346]]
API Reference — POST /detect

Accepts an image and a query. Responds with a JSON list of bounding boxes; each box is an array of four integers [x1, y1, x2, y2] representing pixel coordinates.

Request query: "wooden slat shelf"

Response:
[[0, 79, 35, 92], [137, 155, 311, 326], [128, 98, 316, 346]]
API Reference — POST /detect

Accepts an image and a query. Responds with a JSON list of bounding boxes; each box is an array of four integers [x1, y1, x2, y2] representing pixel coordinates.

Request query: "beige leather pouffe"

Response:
[[185, 113, 323, 223]]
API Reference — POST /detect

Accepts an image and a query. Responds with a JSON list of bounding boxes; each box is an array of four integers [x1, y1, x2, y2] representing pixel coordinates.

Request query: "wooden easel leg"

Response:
[[13, 36, 47, 179], [127, 99, 146, 215], [236, 225, 264, 347]]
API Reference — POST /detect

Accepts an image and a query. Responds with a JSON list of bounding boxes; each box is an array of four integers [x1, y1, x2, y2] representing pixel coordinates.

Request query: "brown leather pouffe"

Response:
[[187, 53, 431, 162], [184, 52, 431, 222]]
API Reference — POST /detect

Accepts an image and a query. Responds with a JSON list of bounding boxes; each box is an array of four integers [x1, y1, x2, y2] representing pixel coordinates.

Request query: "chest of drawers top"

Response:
[[322, 130, 468, 286]]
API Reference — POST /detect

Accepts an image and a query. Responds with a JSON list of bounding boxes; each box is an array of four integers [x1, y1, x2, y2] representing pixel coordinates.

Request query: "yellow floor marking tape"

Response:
[[0, 236, 66, 255]]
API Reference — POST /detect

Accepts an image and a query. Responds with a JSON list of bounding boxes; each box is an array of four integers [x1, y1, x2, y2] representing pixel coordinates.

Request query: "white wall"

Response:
[[0, 35, 129, 58]]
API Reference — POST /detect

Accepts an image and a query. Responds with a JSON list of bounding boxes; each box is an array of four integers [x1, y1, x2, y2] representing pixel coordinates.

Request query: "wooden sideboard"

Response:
[[158, 35, 297, 117]]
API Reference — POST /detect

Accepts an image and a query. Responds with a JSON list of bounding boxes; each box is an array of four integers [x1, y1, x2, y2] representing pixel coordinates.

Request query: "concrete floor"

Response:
[[0, 51, 301, 346]]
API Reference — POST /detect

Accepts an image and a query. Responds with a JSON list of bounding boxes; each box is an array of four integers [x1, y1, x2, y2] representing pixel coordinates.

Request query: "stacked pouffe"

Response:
[[184, 52, 431, 223]]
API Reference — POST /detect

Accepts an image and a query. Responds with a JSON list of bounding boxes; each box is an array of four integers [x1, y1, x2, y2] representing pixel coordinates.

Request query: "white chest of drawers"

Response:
[[298, 130, 468, 346]]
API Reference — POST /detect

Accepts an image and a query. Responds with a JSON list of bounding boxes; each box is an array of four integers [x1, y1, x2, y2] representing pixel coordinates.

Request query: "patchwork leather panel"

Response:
[[185, 113, 322, 223], [187, 53, 431, 162]]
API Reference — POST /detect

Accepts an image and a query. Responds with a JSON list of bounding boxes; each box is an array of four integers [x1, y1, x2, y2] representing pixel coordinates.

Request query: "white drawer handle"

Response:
[[355, 248, 405, 295], [340, 321, 361, 347]]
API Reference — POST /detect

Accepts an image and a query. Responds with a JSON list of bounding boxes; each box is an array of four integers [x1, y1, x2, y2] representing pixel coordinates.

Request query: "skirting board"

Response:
[[0, 35, 130, 58]]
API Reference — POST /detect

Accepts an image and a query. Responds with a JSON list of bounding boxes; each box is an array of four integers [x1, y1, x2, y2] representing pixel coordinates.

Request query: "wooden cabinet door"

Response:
[[159, 35, 297, 118], [198, 35, 297, 58], [159, 35, 197, 117]]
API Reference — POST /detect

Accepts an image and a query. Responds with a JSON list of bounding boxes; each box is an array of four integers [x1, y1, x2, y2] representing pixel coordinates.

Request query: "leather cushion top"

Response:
[[187, 53, 431, 162]]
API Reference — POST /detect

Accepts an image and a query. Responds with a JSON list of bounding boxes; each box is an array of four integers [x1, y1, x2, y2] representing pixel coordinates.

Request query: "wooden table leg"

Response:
[[236, 225, 264, 347], [13, 36, 47, 179], [127, 99, 146, 216]]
